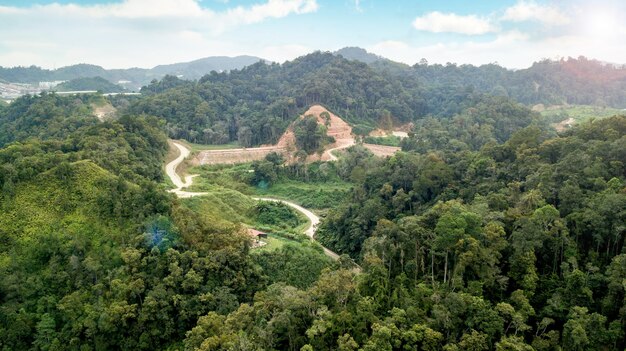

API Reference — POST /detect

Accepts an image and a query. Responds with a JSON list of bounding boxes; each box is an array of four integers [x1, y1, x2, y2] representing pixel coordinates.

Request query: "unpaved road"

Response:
[[252, 197, 339, 260], [166, 141, 339, 260], [166, 142, 207, 198], [326, 139, 356, 161]]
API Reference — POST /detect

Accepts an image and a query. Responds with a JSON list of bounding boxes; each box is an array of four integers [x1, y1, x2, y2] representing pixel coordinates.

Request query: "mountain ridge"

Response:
[[0, 54, 266, 89]]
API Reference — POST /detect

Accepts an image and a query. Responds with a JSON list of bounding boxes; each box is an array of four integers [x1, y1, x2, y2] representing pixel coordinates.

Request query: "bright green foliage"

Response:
[[2, 65, 626, 351], [363, 135, 402, 146], [0, 94, 263, 350]]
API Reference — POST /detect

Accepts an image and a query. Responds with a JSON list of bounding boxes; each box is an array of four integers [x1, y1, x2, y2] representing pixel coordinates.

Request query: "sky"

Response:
[[0, 0, 625, 69]]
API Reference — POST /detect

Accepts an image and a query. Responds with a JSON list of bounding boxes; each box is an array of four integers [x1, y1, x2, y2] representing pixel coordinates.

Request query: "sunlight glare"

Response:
[[584, 11, 617, 41]]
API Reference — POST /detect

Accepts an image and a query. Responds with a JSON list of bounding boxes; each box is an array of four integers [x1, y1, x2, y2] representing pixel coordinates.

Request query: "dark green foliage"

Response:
[[0, 94, 169, 186], [293, 115, 333, 154], [308, 116, 625, 350], [0, 92, 98, 147], [126, 52, 428, 146], [179, 116, 625, 351], [2, 60, 626, 351], [406, 56, 626, 107], [126, 52, 583, 148], [253, 243, 332, 289], [251, 201, 302, 230], [54, 76, 125, 93], [0, 93, 264, 350]]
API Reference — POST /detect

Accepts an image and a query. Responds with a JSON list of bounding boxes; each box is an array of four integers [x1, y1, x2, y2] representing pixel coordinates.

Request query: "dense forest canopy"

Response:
[[127, 53, 626, 147], [0, 46, 625, 351], [0, 94, 267, 349]]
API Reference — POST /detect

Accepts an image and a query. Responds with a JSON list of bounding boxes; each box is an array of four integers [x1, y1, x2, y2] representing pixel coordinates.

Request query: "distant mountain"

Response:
[[0, 55, 265, 90], [53, 76, 125, 93], [334, 47, 385, 64], [151, 55, 265, 78], [333, 47, 411, 75]]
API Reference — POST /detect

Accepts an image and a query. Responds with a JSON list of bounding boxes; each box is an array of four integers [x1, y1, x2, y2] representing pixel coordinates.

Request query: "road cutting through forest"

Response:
[[166, 141, 340, 260]]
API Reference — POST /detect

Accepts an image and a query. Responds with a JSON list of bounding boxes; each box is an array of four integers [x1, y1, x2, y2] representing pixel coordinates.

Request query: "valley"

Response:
[[166, 139, 340, 260], [1, 46, 625, 351]]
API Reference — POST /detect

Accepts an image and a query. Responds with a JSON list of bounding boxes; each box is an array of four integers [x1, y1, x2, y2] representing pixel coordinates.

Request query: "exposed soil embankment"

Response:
[[194, 105, 356, 165], [363, 143, 401, 157]]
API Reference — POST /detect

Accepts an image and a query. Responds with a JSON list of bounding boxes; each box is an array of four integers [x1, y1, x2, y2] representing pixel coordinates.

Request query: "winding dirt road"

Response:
[[252, 197, 339, 259], [166, 141, 207, 198], [166, 141, 339, 260], [326, 139, 356, 161]]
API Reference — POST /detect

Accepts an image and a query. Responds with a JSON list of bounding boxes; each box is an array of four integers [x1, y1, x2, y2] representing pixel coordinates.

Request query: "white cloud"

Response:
[[219, 0, 318, 29], [367, 29, 626, 68], [502, 1, 569, 25], [0, 0, 319, 68], [0, 6, 25, 14], [2, 0, 318, 25], [354, 0, 363, 13], [260, 44, 312, 62], [412, 11, 496, 35]]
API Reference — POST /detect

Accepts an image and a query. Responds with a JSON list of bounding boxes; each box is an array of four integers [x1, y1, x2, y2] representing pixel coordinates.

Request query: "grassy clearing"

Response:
[[188, 162, 352, 211], [363, 135, 402, 147], [257, 234, 297, 252], [180, 184, 310, 237], [180, 187, 257, 225], [540, 105, 624, 124], [186, 163, 255, 194], [254, 180, 351, 212]]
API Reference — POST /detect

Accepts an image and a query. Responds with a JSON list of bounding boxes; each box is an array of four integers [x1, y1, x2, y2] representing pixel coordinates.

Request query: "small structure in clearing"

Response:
[[247, 228, 268, 248]]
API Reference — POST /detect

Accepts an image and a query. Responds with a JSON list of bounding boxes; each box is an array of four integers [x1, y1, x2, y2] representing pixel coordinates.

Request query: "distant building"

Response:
[[247, 228, 268, 248], [38, 81, 65, 89], [247, 228, 268, 239]]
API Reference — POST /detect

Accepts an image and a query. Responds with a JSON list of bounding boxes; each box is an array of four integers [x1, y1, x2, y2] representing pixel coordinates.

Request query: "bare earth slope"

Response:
[[193, 105, 388, 165]]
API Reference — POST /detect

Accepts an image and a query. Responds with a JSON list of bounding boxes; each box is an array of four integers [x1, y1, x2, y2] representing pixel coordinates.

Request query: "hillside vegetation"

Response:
[[127, 53, 626, 147], [1, 49, 625, 350], [54, 76, 125, 93], [0, 93, 337, 350]]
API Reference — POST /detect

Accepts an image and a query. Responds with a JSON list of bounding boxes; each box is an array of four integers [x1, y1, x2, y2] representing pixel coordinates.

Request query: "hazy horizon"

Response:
[[1, 0, 625, 70], [1, 47, 624, 72]]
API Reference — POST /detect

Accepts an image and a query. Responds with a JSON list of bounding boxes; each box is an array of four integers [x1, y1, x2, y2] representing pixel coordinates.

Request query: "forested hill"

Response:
[[0, 74, 624, 350], [353, 50, 626, 108], [125, 52, 626, 147], [404, 56, 626, 107], [0, 94, 261, 349], [53, 76, 126, 93], [129, 52, 544, 146]]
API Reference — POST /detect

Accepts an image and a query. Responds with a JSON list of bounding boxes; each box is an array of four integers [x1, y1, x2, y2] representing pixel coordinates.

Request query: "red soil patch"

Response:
[[194, 105, 356, 165], [363, 143, 401, 157]]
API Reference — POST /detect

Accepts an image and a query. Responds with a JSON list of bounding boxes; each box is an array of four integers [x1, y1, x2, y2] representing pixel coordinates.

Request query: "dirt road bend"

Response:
[[165, 141, 340, 260], [166, 141, 207, 198], [252, 197, 340, 260]]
